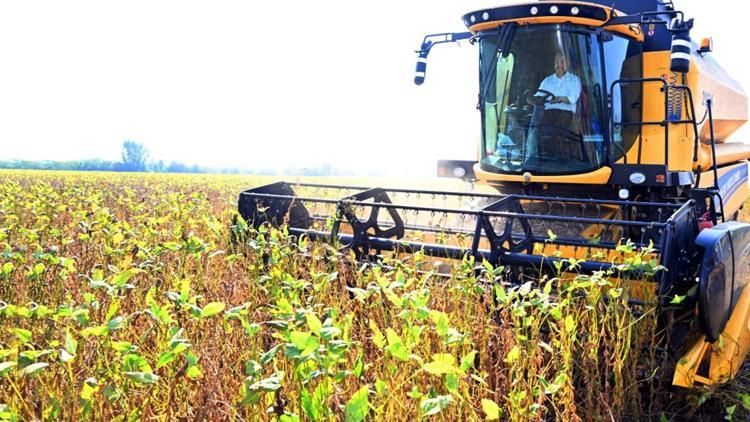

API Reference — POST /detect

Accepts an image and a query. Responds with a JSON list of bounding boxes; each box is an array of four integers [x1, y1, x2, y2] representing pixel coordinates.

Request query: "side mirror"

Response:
[[414, 51, 429, 85], [669, 18, 694, 73]]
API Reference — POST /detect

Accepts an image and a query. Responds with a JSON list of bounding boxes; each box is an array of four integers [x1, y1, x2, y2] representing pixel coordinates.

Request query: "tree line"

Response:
[[0, 141, 354, 176]]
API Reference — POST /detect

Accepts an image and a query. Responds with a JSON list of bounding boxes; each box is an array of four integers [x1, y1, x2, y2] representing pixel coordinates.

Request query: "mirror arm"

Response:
[[414, 32, 472, 85]]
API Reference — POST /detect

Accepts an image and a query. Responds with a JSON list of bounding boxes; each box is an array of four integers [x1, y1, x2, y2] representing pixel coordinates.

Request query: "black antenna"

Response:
[[602, 2, 616, 25]]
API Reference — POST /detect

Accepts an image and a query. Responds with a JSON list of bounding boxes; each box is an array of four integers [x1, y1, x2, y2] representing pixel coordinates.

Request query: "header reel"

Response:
[[238, 182, 703, 294]]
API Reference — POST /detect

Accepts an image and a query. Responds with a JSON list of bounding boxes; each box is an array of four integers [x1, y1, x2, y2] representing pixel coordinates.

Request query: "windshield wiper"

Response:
[[479, 22, 517, 107]]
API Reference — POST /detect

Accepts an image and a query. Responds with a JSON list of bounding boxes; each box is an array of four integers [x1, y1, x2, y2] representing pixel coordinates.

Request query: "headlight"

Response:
[[629, 172, 646, 184]]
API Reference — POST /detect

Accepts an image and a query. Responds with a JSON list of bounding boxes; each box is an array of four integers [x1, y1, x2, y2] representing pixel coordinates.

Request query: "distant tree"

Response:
[[167, 161, 189, 173], [121, 140, 149, 172], [148, 159, 166, 173]]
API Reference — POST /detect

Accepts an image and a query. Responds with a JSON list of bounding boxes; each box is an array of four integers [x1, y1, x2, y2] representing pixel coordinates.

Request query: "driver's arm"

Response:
[[554, 75, 581, 105], [536, 76, 551, 97]]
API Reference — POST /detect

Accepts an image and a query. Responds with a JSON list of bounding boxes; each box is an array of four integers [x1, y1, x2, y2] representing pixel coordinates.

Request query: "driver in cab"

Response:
[[524, 50, 582, 162], [533, 50, 581, 128]]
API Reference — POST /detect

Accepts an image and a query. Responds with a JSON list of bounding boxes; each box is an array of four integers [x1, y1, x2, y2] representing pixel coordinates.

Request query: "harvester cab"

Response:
[[239, 0, 750, 389]]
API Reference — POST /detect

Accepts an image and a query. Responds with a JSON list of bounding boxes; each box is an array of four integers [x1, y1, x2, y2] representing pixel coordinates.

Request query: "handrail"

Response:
[[609, 78, 700, 170]]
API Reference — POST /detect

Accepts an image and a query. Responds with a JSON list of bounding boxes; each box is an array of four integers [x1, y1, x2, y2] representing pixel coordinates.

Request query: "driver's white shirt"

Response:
[[537, 72, 581, 113]]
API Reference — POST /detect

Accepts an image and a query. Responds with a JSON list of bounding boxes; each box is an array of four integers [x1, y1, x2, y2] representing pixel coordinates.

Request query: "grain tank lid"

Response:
[[697, 53, 746, 97]]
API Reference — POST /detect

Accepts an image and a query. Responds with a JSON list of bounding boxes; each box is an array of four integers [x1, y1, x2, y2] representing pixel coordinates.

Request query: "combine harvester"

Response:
[[239, 1, 750, 388]]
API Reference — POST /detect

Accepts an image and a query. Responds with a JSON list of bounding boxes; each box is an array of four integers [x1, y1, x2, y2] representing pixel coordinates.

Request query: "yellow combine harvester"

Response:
[[239, 1, 750, 388]]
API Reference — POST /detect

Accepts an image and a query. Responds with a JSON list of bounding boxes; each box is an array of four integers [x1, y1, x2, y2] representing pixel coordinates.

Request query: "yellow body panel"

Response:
[[673, 282, 750, 387], [474, 163, 612, 184], [632, 51, 696, 172], [694, 142, 750, 171]]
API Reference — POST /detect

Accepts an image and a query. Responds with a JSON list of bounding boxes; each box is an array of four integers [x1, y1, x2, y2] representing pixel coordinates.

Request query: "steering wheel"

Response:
[[524, 88, 555, 106]]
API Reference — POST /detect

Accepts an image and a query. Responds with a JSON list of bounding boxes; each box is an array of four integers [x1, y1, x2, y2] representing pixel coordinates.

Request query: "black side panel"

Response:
[[694, 222, 750, 342]]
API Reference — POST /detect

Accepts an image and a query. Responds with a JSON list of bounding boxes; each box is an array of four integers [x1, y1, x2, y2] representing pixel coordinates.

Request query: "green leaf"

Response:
[[106, 316, 124, 331], [385, 290, 403, 308], [80, 381, 99, 401], [369, 320, 385, 349], [385, 329, 408, 361], [162, 241, 181, 251], [670, 294, 686, 304], [481, 399, 501, 420], [112, 268, 142, 286], [64, 329, 78, 355], [21, 362, 49, 376], [179, 278, 191, 303], [505, 346, 521, 364], [156, 352, 175, 368], [2, 262, 14, 274], [81, 324, 109, 337], [124, 371, 159, 385], [102, 384, 120, 402], [111, 341, 135, 353], [344, 385, 370, 422], [305, 313, 323, 336], [737, 392, 750, 410], [423, 354, 463, 375], [549, 306, 563, 321], [725, 404, 736, 420], [460, 350, 477, 372], [290, 331, 311, 350], [200, 302, 225, 318], [260, 344, 281, 366], [10, 328, 32, 343], [564, 315, 576, 333], [186, 364, 203, 379], [301, 384, 330, 421], [353, 349, 365, 378], [429, 310, 450, 337], [19, 349, 53, 364], [247, 372, 284, 392], [319, 326, 341, 340], [375, 380, 388, 397], [0, 361, 17, 376], [59, 349, 75, 363], [420, 394, 453, 416], [445, 373, 459, 393], [122, 353, 151, 373]]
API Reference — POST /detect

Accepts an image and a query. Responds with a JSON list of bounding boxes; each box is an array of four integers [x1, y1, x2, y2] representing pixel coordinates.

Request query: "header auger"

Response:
[[240, 0, 750, 388]]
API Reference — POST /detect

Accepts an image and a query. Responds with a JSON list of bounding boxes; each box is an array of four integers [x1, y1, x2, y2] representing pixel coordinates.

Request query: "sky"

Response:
[[0, 1, 748, 176]]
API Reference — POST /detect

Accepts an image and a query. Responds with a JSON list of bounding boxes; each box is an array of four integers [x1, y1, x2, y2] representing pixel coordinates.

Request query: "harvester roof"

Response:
[[462, 0, 679, 50]]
